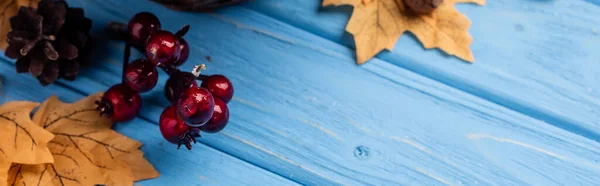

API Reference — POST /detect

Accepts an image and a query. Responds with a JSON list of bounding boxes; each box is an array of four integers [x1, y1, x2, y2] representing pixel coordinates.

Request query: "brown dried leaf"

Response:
[[5, 93, 160, 185], [0, 0, 39, 50], [0, 101, 54, 165], [322, 0, 485, 64]]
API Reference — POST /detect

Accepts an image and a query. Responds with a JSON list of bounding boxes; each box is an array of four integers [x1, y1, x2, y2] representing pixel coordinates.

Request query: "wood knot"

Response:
[[354, 146, 370, 160]]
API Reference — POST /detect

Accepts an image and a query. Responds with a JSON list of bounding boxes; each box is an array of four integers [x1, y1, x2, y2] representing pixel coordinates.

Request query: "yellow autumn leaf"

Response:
[[323, 0, 485, 64], [0, 0, 39, 50], [0, 101, 54, 164], [4, 93, 159, 186]]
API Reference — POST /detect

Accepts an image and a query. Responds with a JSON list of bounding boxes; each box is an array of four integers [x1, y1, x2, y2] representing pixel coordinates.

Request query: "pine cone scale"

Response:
[[58, 39, 78, 60], [20, 39, 40, 56], [15, 56, 31, 73], [42, 41, 59, 60], [29, 53, 45, 76], [7, 31, 36, 45], [4, 43, 25, 59], [11, 8, 37, 31], [60, 59, 79, 80], [37, 0, 67, 34], [41, 60, 59, 83]]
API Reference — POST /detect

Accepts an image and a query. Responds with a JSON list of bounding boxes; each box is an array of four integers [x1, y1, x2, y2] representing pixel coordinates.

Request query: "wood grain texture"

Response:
[[245, 0, 600, 143], [0, 59, 298, 185], [0, 0, 598, 185]]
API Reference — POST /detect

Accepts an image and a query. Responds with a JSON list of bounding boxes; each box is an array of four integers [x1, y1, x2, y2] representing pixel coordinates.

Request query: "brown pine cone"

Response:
[[150, 0, 247, 12], [5, 0, 92, 86]]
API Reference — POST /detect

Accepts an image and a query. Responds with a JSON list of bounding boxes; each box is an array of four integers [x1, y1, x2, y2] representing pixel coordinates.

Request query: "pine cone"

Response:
[[150, 0, 246, 12], [5, 0, 92, 86]]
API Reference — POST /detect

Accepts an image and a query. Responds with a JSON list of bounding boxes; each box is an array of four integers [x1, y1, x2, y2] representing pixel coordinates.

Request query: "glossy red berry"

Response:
[[176, 87, 215, 127], [160, 105, 199, 150], [128, 12, 161, 46], [145, 30, 181, 65], [201, 75, 234, 103], [172, 38, 189, 67], [124, 59, 158, 93], [96, 84, 142, 122], [164, 70, 198, 103], [200, 98, 229, 133]]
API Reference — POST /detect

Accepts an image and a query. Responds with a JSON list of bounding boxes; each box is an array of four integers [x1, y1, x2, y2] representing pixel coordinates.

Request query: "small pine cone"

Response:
[[4, 0, 91, 86], [150, 0, 247, 12]]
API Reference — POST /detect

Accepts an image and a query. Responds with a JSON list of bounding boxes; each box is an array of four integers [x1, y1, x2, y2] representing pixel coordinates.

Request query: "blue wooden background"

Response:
[[1, 0, 600, 185]]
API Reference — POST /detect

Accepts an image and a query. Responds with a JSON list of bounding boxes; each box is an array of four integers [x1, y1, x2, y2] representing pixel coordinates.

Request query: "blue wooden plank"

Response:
[[0, 62, 298, 185], [244, 0, 600, 143], [13, 0, 600, 185]]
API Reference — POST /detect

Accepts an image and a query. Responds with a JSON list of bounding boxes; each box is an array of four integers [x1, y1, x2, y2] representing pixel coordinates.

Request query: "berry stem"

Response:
[[196, 74, 209, 81], [123, 43, 131, 83], [159, 65, 178, 75], [105, 22, 129, 41], [175, 25, 190, 38]]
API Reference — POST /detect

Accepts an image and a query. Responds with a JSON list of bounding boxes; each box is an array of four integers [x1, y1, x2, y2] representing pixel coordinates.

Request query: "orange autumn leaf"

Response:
[[0, 101, 54, 164], [0, 0, 40, 50], [6, 93, 159, 186], [322, 0, 485, 64]]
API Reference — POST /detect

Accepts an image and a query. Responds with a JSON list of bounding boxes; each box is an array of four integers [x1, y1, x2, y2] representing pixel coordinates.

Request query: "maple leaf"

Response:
[[0, 157, 8, 186], [0, 0, 39, 50], [0, 101, 54, 165], [7, 144, 113, 186], [6, 93, 159, 186], [322, 0, 485, 64]]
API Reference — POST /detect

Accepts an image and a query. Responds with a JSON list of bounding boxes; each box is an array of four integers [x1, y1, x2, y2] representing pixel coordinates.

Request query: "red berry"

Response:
[[201, 75, 234, 103], [145, 30, 181, 65], [172, 38, 189, 67], [176, 87, 215, 127], [96, 84, 142, 122], [164, 71, 198, 103], [160, 105, 199, 150], [128, 12, 161, 46], [124, 59, 158, 93], [200, 98, 229, 133]]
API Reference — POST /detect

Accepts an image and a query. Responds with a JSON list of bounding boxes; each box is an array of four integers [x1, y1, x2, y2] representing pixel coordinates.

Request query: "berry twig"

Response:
[[123, 43, 131, 83], [98, 12, 234, 150], [105, 22, 129, 41], [175, 25, 190, 38]]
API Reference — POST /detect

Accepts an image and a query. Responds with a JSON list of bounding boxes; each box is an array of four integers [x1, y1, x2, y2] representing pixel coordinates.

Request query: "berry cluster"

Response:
[[97, 12, 234, 150]]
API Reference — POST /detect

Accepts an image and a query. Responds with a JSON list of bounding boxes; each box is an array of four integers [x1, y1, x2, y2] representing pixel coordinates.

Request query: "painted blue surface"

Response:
[[1, 0, 599, 185]]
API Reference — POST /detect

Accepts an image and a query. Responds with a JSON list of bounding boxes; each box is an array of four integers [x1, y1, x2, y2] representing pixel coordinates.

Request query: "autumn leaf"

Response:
[[0, 0, 39, 50], [0, 157, 8, 186], [6, 93, 159, 186], [8, 144, 110, 186], [117, 150, 161, 181], [322, 0, 485, 64], [0, 101, 54, 165]]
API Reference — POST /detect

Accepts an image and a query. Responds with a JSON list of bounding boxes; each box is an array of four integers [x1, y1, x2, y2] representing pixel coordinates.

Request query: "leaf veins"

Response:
[[0, 102, 54, 165]]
